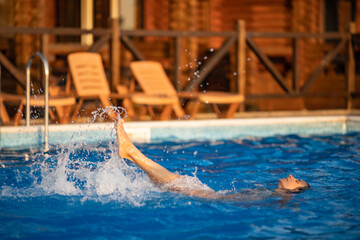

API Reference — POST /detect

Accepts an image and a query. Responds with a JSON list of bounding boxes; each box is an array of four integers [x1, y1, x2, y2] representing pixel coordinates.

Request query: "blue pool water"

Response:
[[1, 130, 360, 239]]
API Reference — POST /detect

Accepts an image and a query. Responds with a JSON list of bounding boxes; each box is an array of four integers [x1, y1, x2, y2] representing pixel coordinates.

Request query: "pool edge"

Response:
[[1, 115, 359, 148]]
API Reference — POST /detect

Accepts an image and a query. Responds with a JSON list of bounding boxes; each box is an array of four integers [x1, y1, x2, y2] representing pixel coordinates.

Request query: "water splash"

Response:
[[0, 106, 164, 205], [1, 140, 160, 206], [92, 106, 127, 122], [35, 140, 158, 205]]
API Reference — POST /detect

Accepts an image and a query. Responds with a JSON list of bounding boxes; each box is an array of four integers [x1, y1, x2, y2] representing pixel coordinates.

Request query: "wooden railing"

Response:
[[0, 21, 357, 110]]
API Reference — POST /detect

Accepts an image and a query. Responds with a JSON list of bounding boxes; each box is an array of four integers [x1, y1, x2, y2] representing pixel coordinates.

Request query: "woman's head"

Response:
[[277, 174, 310, 192]]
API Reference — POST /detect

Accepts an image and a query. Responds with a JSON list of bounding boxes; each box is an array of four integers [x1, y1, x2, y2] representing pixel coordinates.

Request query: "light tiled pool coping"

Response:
[[1, 115, 360, 148]]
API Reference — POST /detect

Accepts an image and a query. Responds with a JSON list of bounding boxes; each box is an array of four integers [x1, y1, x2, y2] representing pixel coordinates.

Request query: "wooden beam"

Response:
[[0, 27, 110, 36], [292, 38, 300, 92], [246, 92, 349, 99], [346, 22, 356, 110], [0, 52, 26, 89], [88, 34, 111, 52], [237, 20, 246, 111], [247, 32, 346, 39], [41, 34, 49, 61], [121, 36, 146, 60], [174, 36, 181, 91], [121, 30, 236, 38], [0, 27, 347, 39], [246, 37, 291, 93], [80, 0, 94, 46], [183, 35, 237, 92], [301, 38, 347, 93]]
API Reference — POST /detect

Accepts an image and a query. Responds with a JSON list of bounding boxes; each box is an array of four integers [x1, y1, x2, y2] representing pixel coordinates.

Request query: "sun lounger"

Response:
[[129, 61, 185, 120], [67, 52, 129, 121]]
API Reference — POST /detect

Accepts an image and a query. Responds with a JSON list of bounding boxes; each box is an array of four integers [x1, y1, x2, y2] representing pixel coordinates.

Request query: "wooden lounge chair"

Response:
[[67, 52, 130, 121], [129, 61, 185, 120], [0, 91, 76, 126], [130, 61, 244, 120]]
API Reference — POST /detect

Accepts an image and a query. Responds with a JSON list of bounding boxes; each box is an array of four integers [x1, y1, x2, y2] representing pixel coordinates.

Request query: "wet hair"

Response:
[[300, 180, 311, 189], [290, 182, 311, 194]]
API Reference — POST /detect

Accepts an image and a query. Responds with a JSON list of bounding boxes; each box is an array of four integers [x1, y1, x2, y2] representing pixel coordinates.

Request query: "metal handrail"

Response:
[[26, 51, 49, 152], [0, 63, 2, 128]]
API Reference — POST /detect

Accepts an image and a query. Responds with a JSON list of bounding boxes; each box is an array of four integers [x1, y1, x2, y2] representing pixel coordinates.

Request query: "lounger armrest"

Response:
[[177, 92, 199, 99]]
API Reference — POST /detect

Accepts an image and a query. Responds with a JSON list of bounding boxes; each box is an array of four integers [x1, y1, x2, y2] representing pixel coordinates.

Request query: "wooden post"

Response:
[[346, 22, 356, 110], [42, 34, 49, 61], [80, 0, 94, 46], [111, 19, 120, 91], [110, 0, 120, 91], [174, 36, 181, 91], [237, 20, 246, 111], [292, 37, 300, 92]]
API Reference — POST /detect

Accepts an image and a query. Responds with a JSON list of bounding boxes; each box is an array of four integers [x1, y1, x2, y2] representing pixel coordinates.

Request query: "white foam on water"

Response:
[[35, 141, 159, 206], [0, 107, 163, 206], [0, 145, 160, 206]]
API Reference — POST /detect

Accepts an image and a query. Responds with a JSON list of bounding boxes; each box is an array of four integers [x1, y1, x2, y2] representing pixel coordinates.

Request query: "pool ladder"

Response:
[[26, 51, 50, 152]]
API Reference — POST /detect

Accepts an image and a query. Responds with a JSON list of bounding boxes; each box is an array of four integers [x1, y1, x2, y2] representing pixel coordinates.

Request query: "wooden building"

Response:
[[0, 0, 358, 115], [139, 0, 358, 110]]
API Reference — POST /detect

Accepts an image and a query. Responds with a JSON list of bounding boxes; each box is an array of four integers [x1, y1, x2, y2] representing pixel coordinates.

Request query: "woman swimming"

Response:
[[116, 120, 310, 199]]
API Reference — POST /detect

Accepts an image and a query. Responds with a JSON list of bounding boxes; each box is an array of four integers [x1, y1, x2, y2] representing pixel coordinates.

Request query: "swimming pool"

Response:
[[1, 117, 360, 239]]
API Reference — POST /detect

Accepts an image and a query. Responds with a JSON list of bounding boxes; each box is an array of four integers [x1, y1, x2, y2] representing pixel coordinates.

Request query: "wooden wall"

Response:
[[208, 0, 298, 110], [292, 0, 323, 95], [14, 0, 40, 66], [12, 0, 55, 65], [137, 0, 354, 111], [139, 0, 211, 89], [210, 0, 292, 47]]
